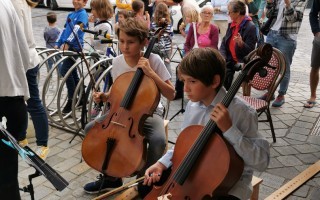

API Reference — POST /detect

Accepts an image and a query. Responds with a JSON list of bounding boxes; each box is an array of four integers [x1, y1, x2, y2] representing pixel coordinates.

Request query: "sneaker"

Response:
[[62, 99, 72, 114], [35, 146, 50, 160], [272, 95, 285, 107], [83, 174, 123, 194], [19, 138, 28, 147], [258, 93, 275, 101]]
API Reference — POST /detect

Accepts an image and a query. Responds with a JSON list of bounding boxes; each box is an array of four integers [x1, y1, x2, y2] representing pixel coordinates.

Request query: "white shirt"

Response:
[[0, 0, 29, 99], [111, 53, 171, 114], [159, 88, 270, 199], [11, 0, 40, 69]]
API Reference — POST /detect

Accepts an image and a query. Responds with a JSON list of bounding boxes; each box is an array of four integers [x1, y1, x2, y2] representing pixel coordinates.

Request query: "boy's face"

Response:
[[180, 73, 218, 106], [73, 0, 87, 11], [118, 31, 145, 59]]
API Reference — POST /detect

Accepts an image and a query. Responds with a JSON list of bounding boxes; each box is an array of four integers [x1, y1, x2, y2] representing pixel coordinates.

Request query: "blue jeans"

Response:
[[26, 66, 49, 146], [266, 30, 297, 96], [60, 57, 79, 100], [47, 55, 62, 74]]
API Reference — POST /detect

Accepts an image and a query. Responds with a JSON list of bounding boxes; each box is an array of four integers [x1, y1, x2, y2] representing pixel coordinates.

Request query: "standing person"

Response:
[[179, 6, 199, 38], [141, 48, 270, 200], [44, 11, 62, 71], [89, 0, 114, 55], [55, 0, 89, 114], [212, 0, 230, 38], [115, 0, 134, 22], [260, 0, 307, 107], [83, 18, 175, 194], [132, 0, 150, 28], [184, 5, 219, 53], [0, 0, 30, 198], [304, 0, 320, 108], [12, 0, 50, 160], [151, 2, 174, 76], [245, 0, 263, 46], [219, 0, 257, 90]]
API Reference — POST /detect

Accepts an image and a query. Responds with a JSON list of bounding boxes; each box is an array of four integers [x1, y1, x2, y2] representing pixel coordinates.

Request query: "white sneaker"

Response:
[[35, 146, 50, 160]]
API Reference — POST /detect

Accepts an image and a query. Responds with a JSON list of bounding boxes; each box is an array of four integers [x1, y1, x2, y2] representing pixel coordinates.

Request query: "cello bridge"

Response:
[[111, 121, 126, 128]]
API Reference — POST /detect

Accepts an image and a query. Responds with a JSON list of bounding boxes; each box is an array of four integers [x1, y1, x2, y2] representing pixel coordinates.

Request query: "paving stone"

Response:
[[57, 148, 79, 159], [295, 121, 314, 129], [299, 116, 317, 123], [260, 172, 286, 189], [274, 146, 299, 155], [69, 162, 91, 175], [307, 187, 320, 200], [266, 166, 300, 180], [277, 155, 303, 167], [296, 153, 319, 164], [54, 157, 80, 173], [290, 126, 311, 135], [286, 133, 308, 142], [267, 157, 284, 168], [292, 144, 320, 153], [284, 138, 306, 145]]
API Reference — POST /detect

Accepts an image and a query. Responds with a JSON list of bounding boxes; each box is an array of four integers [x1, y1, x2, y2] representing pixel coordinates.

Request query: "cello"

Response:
[[145, 44, 273, 199], [81, 25, 168, 177]]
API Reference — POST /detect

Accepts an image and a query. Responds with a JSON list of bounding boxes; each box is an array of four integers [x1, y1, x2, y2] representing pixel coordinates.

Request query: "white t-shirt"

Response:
[[111, 53, 171, 114]]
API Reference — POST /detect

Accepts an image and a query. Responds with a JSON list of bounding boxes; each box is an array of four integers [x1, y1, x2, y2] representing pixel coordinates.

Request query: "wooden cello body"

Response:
[[82, 28, 164, 177], [145, 44, 273, 199], [146, 125, 244, 199]]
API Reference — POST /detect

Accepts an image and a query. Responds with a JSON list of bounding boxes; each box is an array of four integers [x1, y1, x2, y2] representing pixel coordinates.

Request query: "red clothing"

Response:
[[229, 22, 240, 62]]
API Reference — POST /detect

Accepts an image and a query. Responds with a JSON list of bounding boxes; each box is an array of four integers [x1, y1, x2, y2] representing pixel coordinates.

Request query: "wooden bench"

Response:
[[251, 176, 263, 200]]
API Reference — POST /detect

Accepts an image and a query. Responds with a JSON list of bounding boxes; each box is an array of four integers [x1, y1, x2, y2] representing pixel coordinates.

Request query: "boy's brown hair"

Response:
[[116, 18, 148, 43], [47, 12, 57, 24], [118, 10, 130, 19], [90, 0, 114, 19], [179, 48, 226, 90]]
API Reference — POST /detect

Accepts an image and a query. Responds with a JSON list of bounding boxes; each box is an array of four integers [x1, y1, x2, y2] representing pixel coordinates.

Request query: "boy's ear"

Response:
[[141, 38, 148, 46], [212, 75, 221, 89]]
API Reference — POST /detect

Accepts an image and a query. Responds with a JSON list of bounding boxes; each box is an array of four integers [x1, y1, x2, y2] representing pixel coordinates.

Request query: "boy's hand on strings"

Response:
[[210, 103, 232, 133], [92, 91, 108, 103], [137, 57, 155, 77], [143, 162, 167, 186]]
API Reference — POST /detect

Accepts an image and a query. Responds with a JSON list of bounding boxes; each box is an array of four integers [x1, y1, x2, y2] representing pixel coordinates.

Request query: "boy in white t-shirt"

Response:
[[83, 17, 175, 194]]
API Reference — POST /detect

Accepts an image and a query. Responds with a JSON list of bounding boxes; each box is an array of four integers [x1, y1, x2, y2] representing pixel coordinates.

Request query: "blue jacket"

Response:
[[56, 8, 88, 51], [219, 16, 257, 64], [309, 0, 320, 34]]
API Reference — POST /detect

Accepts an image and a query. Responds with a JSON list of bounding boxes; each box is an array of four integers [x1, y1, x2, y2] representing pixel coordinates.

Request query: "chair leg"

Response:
[[266, 107, 276, 143]]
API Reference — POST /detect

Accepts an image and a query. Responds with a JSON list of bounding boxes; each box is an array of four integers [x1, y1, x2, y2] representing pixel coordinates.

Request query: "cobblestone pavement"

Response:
[[17, 7, 320, 200]]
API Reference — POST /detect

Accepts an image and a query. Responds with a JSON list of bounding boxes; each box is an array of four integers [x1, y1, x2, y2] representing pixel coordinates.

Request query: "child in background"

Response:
[[151, 2, 173, 76], [132, 0, 150, 28], [83, 17, 175, 194], [43, 11, 62, 71], [55, 0, 89, 114], [89, 0, 114, 55], [114, 10, 130, 34], [179, 7, 199, 38]]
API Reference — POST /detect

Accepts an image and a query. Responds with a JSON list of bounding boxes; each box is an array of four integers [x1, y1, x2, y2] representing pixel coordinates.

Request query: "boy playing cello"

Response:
[[142, 48, 270, 200], [83, 18, 175, 194]]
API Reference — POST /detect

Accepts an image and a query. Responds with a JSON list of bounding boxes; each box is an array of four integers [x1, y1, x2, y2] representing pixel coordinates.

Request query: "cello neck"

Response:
[[120, 36, 158, 109]]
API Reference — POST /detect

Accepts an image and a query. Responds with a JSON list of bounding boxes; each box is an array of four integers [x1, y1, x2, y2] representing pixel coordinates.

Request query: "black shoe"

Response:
[[83, 174, 123, 194], [62, 99, 72, 114]]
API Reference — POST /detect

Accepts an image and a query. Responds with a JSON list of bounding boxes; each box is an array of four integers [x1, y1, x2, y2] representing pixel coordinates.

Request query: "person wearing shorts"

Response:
[[304, 0, 320, 108]]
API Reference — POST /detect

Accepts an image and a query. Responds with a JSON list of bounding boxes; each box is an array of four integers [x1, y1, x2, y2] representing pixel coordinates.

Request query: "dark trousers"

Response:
[[0, 97, 28, 200]]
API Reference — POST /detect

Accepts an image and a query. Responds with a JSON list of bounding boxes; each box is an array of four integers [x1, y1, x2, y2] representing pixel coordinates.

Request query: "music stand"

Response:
[[0, 118, 69, 200]]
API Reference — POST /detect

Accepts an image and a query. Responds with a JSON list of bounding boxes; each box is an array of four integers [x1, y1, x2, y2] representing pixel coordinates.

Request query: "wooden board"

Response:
[[265, 160, 320, 200]]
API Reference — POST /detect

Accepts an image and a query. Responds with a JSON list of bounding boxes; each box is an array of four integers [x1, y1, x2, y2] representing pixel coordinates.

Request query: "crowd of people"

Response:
[[1, 0, 318, 199]]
